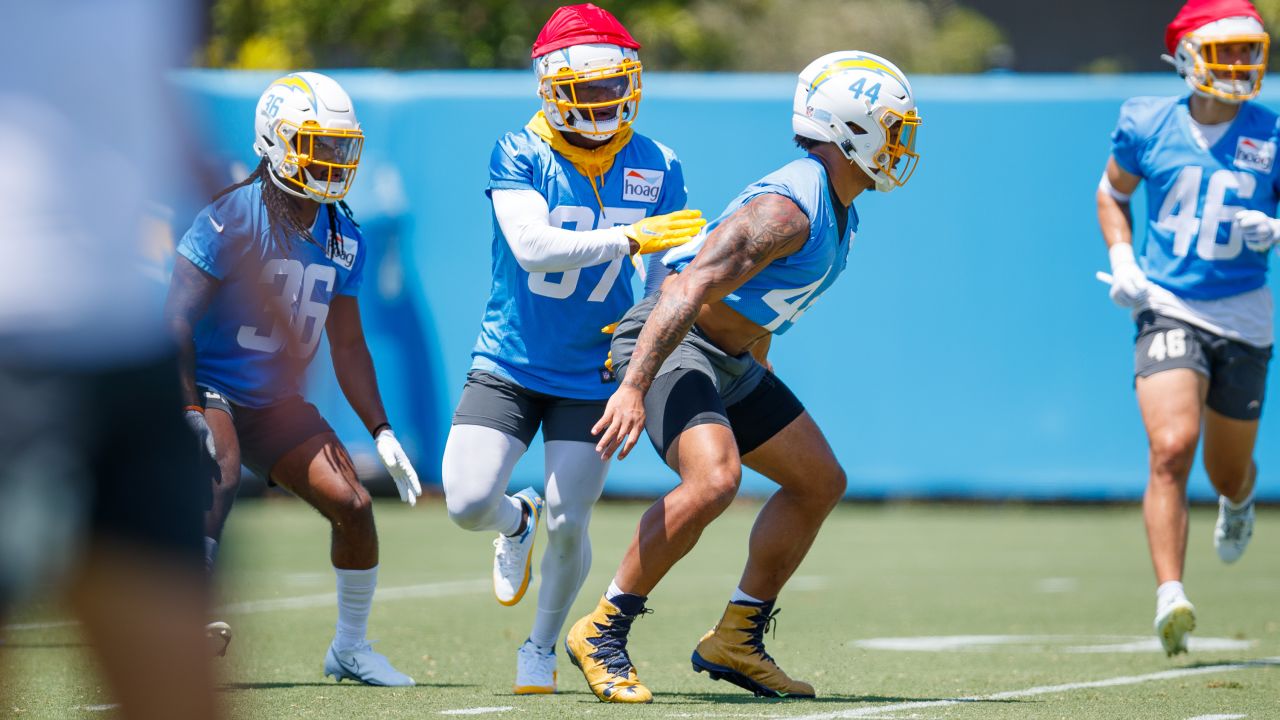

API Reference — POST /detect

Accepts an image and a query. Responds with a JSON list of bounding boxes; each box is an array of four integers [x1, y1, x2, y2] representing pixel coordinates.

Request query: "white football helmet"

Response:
[[1164, 16, 1269, 103], [534, 43, 642, 140], [792, 51, 921, 192], [253, 72, 364, 203]]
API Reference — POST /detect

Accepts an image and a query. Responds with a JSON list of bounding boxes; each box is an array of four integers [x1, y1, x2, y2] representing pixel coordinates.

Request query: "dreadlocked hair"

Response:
[[210, 158, 358, 258], [324, 199, 361, 260]]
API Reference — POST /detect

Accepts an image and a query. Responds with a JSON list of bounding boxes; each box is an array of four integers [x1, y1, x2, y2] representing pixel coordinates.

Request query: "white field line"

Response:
[[778, 657, 1280, 720], [1186, 715, 1247, 720], [218, 578, 488, 614], [667, 715, 909, 720], [439, 707, 514, 716], [2, 578, 489, 632], [3, 620, 77, 631]]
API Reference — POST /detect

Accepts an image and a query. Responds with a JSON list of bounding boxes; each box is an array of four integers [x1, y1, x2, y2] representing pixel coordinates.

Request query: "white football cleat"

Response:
[[493, 488, 543, 606], [1154, 596, 1196, 657], [206, 621, 232, 657], [514, 638, 556, 694], [324, 641, 415, 686], [1214, 495, 1255, 564]]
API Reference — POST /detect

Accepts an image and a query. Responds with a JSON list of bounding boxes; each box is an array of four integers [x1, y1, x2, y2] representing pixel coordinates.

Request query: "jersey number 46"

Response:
[[1155, 167, 1256, 261]]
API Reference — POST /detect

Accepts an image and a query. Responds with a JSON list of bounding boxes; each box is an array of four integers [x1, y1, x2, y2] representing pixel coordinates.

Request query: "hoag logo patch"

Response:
[[332, 235, 358, 270], [1235, 136, 1276, 172], [622, 168, 664, 203]]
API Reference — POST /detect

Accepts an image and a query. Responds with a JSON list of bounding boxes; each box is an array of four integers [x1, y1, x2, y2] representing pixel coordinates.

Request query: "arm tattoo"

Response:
[[621, 291, 700, 394], [622, 194, 808, 394]]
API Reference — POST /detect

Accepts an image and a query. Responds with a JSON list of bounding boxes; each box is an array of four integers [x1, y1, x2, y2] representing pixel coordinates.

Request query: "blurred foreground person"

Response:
[[165, 71, 421, 685], [0, 2, 220, 718], [571, 51, 920, 702], [1097, 0, 1275, 656]]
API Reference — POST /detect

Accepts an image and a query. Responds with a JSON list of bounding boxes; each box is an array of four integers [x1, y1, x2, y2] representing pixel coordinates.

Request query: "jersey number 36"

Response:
[[237, 259, 334, 356]]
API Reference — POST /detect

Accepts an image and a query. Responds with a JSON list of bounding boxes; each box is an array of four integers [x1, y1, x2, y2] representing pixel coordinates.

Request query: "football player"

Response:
[[164, 72, 421, 685], [570, 51, 921, 702], [1097, 0, 1275, 657], [439, 3, 703, 695]]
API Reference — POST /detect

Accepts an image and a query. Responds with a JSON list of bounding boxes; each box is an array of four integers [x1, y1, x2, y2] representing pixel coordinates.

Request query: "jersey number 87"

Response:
[[527, 204, 645, 301]]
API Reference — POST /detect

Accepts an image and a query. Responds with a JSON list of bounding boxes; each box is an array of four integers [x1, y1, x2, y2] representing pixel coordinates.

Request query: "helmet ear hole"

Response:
[[847, 121, 868, 136]]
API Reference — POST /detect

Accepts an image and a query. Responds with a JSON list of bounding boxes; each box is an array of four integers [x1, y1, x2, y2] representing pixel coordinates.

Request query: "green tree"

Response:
[[203, 0, 1006, 73]]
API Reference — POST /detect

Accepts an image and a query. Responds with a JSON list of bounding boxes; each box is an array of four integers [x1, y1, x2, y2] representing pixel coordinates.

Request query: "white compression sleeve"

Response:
[[492, 189, 631, 273], [442, 424, 527, 535], [528, 440, 610, 649]]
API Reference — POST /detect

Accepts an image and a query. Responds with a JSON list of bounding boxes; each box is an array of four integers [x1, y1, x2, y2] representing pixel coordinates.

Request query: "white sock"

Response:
[[202, 535, 217, 573], [527, 637, 555, 654], [1156, 580, 1186, 608], [1226, 489, 1255, 511], [334, 565, 377, 652], [605, 579, 626, 602], [730, 587, 765, 604], [499, 495, 524, 537]]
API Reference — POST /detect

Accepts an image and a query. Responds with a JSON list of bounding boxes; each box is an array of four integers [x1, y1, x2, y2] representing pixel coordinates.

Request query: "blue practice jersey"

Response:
[[177, 182, 366, 408], [472, 128, 688, 399], [663, 155, 856, 335], [1112, 95, 1280, 300]]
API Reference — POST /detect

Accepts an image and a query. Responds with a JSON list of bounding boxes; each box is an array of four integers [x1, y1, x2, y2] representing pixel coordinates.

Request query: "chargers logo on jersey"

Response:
[[1234, 136, 1275, 172], [622, 168, 664, 203]]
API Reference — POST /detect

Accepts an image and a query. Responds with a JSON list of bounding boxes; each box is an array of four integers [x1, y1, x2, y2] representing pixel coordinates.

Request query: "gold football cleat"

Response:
[[564, 596, 653, 703], [691, 601, 815, 698]]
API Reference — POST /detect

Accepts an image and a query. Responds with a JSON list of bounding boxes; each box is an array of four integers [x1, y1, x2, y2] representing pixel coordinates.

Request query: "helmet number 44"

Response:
[[848, 78, 881, 105]]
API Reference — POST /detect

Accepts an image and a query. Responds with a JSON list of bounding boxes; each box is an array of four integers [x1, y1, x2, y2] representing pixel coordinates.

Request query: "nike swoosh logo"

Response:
[[208, 216, 224, 233]]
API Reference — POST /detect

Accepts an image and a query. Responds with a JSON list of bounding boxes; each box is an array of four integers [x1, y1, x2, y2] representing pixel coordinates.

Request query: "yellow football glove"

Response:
[[622, 209, 706, 255]]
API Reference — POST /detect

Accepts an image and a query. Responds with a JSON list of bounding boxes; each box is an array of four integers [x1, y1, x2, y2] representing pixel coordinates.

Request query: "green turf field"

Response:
[[3, 498, 1278, 718]]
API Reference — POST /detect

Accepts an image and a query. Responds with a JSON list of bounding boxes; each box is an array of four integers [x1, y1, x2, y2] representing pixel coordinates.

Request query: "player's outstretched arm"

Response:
[[493, 189, 703, 273], [593, 193, 809, 460], [327, 296, 421, 505]]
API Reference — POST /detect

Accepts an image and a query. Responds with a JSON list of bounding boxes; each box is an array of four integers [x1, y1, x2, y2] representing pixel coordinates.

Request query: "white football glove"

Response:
[[374, 427, 421, 506], [185, 410, 217, 461], [1234, 209, 1280, 252], [1107, 243, 1150, 309]]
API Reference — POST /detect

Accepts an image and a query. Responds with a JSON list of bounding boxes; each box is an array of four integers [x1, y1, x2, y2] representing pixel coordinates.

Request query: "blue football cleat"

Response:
[[324, 641, 415, 686]]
